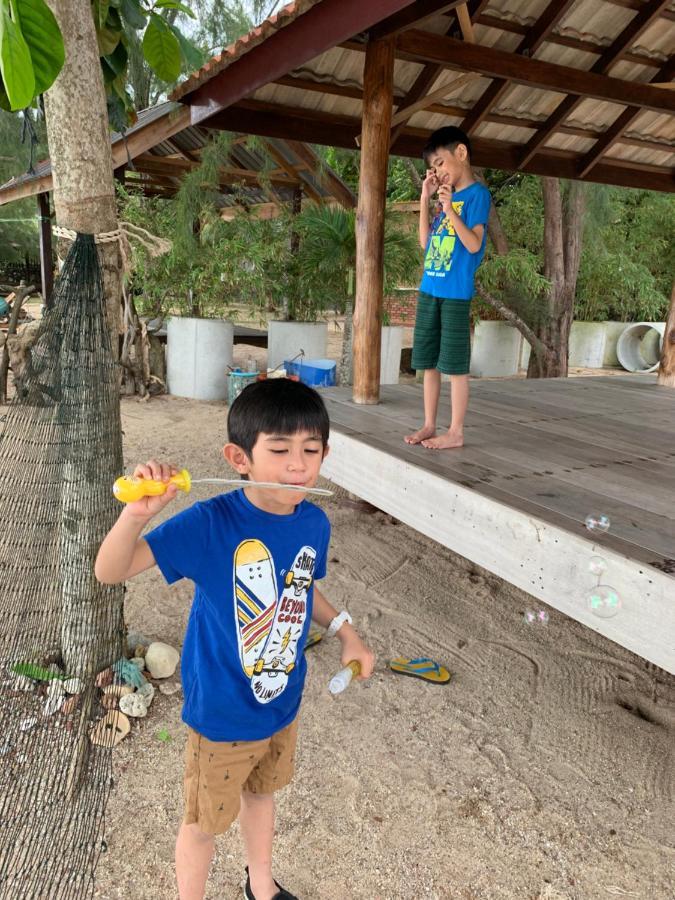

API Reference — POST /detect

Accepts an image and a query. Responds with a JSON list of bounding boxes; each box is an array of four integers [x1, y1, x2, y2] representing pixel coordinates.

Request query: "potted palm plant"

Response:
[[296, 205, 420, 385]]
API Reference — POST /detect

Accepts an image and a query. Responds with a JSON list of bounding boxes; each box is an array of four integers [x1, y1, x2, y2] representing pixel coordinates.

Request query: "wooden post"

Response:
[[657, 280, 675, 387], [37, 192, 53, 308], [352, 35, 395, 404]]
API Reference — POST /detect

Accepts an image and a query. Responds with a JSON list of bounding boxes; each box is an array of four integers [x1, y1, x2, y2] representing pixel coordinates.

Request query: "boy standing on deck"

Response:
[[95, 379, 375, 900], [405, 126, 492, 450]]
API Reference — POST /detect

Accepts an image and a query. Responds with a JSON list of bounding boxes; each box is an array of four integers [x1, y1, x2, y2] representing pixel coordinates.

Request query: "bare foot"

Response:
[[404, 425, 436, 445], [421, 430, 464, 450]]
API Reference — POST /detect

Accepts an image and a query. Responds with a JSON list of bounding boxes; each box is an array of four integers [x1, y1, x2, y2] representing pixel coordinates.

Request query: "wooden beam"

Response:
[[395, 30, 675, 114], [0, 172, 53, 206], [284, 140, 356, 208], [261, 141, 323, 203], [353, 37, 395, 405], [390, 72, 477, 127], [371, 1, 464, 39], [577, 57, 674, 177], [657, 281, 675, 387], [461, 0, 576, 134], [274, 73, 671, 153], [205, 101, 675, 192], [519, 0, 673, 167], [594, 0, 673, 71], [186, 0, 414, 125], [37, 192, 53, 307], [388, 2, 475, 147], [132, 151, 300, 186]]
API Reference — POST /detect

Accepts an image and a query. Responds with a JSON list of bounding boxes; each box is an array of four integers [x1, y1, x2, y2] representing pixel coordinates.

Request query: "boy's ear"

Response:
[[322, 443, 330, 461], [223, 442, 251, 474], [456, 143, 469, 163]]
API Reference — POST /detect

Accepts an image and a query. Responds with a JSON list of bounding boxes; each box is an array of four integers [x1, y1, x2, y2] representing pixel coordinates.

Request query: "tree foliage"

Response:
[[0, 0, 202, 128], [478, 172, 672, 325]]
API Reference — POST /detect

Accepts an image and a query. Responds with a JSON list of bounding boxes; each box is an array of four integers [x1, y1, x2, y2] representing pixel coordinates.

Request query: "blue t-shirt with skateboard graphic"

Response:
[[146, 488, 330, 741], [419, 181, 491, 300]]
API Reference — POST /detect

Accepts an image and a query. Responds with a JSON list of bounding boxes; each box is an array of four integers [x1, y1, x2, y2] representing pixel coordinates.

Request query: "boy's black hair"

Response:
[[423, 126, 472, 163], [227, 377, 330, 457]]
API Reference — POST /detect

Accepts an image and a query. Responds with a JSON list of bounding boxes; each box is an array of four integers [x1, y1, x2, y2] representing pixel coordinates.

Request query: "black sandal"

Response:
[[243, 866, 298, 900]]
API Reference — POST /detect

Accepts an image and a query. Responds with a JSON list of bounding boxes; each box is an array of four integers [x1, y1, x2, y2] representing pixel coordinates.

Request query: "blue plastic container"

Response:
[[227, 370, 258, 405], [284, 358, 336, 388]]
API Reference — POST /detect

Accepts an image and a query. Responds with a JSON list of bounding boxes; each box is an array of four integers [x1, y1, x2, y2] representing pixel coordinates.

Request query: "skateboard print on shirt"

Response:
[[233, 539, 315, 704]]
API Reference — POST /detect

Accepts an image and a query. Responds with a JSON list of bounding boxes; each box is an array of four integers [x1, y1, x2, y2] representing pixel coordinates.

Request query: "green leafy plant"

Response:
[[0, 0, 202, 125]]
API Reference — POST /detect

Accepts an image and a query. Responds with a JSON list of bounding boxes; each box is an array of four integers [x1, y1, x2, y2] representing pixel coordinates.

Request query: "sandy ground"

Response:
[[91, 389, 675, 900]]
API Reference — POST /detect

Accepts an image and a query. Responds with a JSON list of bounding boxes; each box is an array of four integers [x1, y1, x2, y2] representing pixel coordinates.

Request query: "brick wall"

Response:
[[385, 292, 418, 326]]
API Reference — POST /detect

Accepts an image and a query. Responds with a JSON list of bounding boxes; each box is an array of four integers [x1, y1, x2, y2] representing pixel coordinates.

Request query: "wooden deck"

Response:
[[320, 376, 675, 674]]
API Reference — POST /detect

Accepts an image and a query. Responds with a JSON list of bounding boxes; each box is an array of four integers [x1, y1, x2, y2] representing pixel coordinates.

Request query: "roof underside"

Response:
[[173, 0, 675, 192], [0, 101, 355, 208]]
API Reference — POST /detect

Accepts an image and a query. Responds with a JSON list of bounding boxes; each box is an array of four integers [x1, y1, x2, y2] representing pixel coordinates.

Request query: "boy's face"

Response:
[[223, 430, 327, 510], [428, 145, 467, 189]]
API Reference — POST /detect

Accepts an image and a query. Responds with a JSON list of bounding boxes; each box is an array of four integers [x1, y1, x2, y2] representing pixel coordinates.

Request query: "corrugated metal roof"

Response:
[[167, 0, 674, 184]]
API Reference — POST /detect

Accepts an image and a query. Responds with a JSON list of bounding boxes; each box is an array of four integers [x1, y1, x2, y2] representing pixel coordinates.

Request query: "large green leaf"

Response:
[[168, 22, 203, 72], [119, 0, 146, 30], [104, 35, 127, 76], [142, 13, 180, 82], [0, 2, 34, 109], [95, 0, 109, 29], [155, 0, 195, 18], [15, 0, 64, 95], [97, 23, 121, 56]]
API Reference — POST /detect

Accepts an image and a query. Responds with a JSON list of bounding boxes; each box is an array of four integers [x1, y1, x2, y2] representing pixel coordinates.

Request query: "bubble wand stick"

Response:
[[113, 469, 333, 503]]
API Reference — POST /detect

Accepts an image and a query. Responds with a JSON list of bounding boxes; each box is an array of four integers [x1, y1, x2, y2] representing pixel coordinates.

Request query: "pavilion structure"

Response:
[[2, 1, 673, 671]]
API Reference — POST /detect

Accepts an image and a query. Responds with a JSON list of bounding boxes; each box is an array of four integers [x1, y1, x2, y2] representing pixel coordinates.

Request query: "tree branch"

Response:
[[475, 283, 547, 358]]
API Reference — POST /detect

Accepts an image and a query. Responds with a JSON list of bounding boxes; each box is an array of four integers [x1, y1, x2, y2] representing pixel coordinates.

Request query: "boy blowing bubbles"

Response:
[[95, 379, 375, 900], [405, 126, 492, 450]]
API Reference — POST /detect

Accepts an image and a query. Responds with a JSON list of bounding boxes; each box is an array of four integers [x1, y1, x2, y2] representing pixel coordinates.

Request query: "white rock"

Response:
[[129, 657, 145, 671], [43, 694, 64, 717], [47, 680, 65, 699], [19, 717, 38, 732], [119, 692, 148, 718], [159, 681, 182, 696], [137, 682, 155, 707], [13, 675, 35, 692], [63, 677, 84, 695], [145, 642, 179, 679]]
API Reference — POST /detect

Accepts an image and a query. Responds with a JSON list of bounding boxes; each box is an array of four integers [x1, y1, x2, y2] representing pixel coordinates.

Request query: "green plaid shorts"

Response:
[[411, 291, 471, 375]]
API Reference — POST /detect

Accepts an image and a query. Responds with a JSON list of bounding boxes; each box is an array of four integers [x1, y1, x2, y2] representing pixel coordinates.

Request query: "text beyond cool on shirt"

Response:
[[278, 597, 306, 623]]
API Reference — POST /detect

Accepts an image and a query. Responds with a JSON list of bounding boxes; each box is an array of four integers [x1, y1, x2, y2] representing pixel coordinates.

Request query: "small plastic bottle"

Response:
[[328, 660, 361, 695]]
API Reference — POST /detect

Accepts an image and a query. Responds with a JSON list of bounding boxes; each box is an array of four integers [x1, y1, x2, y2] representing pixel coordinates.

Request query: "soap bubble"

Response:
[[585, 514, 610, 534], [587, 585, 621, 619], [524, 609, 549, 625], [589, 556, 608, 576]]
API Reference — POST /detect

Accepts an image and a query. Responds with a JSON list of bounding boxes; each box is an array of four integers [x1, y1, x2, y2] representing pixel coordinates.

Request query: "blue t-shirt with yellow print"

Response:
[[419, 181, 491, 300]]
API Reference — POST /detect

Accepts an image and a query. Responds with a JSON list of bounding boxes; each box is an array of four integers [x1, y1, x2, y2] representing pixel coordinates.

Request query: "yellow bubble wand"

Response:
[[112, 469, 333, 503]]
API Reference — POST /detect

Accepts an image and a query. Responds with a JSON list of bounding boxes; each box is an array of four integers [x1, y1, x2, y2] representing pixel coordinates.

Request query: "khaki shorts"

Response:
[[183, 718, 298, 834]]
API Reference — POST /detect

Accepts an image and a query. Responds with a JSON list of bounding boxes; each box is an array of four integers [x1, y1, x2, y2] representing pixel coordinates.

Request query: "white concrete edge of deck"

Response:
[[321, 430, 675, 675]]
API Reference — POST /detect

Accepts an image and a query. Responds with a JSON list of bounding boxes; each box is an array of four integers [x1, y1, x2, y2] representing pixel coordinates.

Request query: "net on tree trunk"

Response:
[[0, 234, 125, 898]]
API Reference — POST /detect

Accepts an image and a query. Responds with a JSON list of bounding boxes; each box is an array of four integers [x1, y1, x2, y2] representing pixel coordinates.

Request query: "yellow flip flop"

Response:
[[304, 628, 323, 651], [388, 657, 451, 685]]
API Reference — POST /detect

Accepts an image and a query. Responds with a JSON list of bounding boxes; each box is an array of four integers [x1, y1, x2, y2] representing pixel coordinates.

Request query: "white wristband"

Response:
[[326, 610, 352, 638]]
